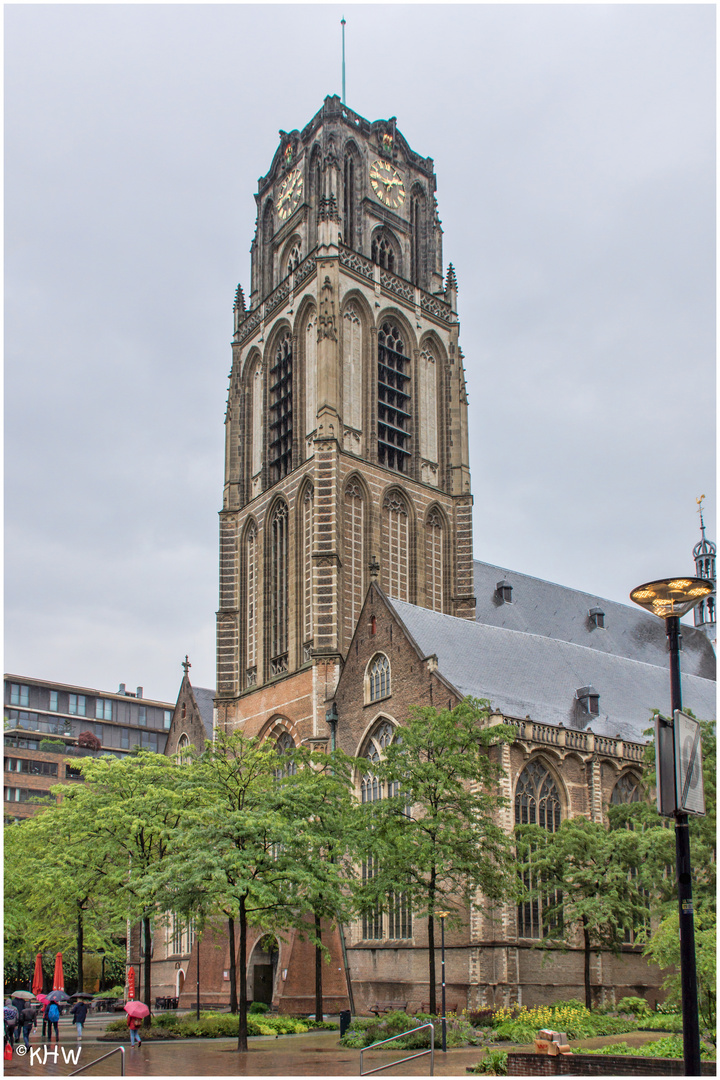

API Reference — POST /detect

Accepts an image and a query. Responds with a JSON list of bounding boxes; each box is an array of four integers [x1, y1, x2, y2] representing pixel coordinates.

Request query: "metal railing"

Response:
[[70, 1045, 125, 1076], [359, 1022, 434, 1076]]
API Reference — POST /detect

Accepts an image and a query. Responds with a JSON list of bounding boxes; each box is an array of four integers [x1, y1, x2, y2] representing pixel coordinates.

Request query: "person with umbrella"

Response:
[[124, 1001, 149, 1047], [44, 991, 68, 1041], [4, 1001, 19, 1050], [19, 1002, 38, 1050]]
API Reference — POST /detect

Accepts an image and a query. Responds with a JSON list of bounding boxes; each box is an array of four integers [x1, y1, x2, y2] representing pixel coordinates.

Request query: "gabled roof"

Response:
[[390, 600, 715, 745], [191, 686, 215, 740], [473, 560, 716, 680]]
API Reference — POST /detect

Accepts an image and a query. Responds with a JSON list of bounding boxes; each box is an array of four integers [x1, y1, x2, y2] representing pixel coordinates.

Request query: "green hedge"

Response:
[[104, 1011, 336, 1039]]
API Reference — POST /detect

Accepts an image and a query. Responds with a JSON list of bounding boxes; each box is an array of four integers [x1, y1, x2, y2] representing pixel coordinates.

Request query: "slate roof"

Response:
[[192, 686, 215, 739], [390, 600, 716, 746], [473, 560, 716, 681]]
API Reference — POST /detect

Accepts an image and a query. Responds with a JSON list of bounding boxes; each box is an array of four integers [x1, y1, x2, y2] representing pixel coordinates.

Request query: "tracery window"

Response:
[[426, 510, 444, 612], [371, 233, 395, 273], [287, 244, 301, 275], [515, 761, 562, 939], [360, 720, 411, 940], [344, 155, 356, 249], [269, 501, 289, 675], [343, 481, 364, 647], [269, 331, 293, 484], [377, 323, 411, 472], [245, 523, 258, 686], [302, 486, 314, 659], [611, 772, 648, 942], [610, 773, 641, 806], [275, 730, 297, 778], [367, 654, 391, 703], [383, 491, 409, 602]]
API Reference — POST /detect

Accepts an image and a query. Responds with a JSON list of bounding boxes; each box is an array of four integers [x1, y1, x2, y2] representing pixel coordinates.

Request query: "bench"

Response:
[[416, 1001, 460, 1015], [368, 1000, 409, 1016]]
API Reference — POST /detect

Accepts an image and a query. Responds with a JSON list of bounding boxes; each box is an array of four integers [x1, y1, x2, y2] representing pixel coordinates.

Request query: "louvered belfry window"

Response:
[[269, 331, 293, 484], [377, 323, 411, 472], [270, 501, 289, 675]]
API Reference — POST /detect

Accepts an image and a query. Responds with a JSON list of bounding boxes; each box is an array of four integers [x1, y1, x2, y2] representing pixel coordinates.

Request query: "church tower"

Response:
[[216, 95, 474, 740], [693, 497, 716, 646]]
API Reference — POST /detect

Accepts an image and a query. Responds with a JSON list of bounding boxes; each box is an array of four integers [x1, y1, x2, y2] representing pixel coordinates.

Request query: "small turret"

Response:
[[445, 263, 458, 310], [693, 496, 716, 646], [233, 284, 246, 333]]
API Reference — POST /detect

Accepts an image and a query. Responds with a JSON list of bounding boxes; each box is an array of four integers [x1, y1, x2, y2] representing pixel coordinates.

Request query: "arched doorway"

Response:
[[248, 935, 279, 1006]]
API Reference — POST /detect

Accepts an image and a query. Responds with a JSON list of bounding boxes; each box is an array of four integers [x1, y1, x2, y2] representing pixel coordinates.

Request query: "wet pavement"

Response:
[[3, 1014, 679, 1077]]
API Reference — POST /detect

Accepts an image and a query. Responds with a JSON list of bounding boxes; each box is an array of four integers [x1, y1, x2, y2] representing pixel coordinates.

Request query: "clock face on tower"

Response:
[[277, 168, 303, 220], [370, 159, 406, 209]]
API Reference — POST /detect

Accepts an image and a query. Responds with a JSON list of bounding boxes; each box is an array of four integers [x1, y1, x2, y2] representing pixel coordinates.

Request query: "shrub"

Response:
[[78, 731, 102, 750], [249, 1001, 269, 1014], [468, 1049, 508, 1075], [578, 1035, 715, 1060], [39, 739, 66, 753], [616, 996, 651, 1016]]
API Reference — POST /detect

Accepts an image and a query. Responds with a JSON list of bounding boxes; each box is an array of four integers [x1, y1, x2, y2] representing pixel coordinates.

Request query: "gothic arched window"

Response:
[[371, 232, 395, 273], [611, 773, 641, 806], [410, 189, 426, 287], [419, 345, 438, 466], [515, 761, 563, 939], [301, 486, 314, 661], [269, 501, 289, 675], [275, 730, 297, 777], [269, 331, 293, 484], [367, 654, 391, 703], [287, 243, 301, 275], [343, 481, 365, 648], [426, 510, 444, 612], [383, 490, 410, 602], [245, 523, 258, 686], [344, 154, 356, 249], [377, 323, 411, 473]]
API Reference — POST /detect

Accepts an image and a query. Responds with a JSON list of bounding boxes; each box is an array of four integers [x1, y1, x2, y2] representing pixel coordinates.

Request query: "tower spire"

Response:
[[692, 495, 716, 646]]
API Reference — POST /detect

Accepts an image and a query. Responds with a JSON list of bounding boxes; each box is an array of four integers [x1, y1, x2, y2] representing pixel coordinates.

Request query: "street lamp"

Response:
[[325, 702, 338, 751], [630, 575, 712, 1077], [436, 911, 449, 1052]]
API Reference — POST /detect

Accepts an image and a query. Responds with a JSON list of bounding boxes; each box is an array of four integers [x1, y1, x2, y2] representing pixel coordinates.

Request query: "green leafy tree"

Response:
[[643, 906, 716, 1031], [274, 745, 360, 1021], [516, 818, 647, 1010], [362, 698, 516, 1015]]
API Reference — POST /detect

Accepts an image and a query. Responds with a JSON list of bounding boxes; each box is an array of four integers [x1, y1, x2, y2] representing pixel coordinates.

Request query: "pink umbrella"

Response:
[[52, 953, 64, 992], [31, 953, 44, 997], [123, 1001, 149, 1019]]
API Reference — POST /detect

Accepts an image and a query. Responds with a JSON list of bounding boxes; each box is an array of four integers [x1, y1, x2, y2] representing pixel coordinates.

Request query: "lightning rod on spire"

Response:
[[341, 17, 346, 105]]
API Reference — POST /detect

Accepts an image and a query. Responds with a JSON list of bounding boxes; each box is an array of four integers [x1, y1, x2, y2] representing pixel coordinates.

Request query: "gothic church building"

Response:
[[200, 95, 716, 1013]]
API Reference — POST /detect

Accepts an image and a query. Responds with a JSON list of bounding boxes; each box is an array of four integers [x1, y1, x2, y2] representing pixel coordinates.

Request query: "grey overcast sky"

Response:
[[5, 4, 716, 703]]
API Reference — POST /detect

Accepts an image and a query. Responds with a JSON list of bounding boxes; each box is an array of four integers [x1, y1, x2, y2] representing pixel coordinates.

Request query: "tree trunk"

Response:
[[582, 915, 591, 1010], [228, 916, 238, 1014], [143, 915, 152, 1028], [237, 895, 248, 1051], [76, 907, 84, 993], [314, 910, 323, 1023]]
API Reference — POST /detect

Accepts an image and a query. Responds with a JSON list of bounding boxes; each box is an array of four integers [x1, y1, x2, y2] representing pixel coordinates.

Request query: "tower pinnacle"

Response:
[[692, 496, 716, 646]]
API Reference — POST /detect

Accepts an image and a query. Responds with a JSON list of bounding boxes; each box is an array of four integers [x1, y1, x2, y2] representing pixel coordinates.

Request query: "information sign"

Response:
[[673, 710, 705, 816]]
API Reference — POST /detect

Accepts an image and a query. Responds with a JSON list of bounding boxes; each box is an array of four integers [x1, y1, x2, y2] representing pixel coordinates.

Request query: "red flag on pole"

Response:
[[127, 967, 136, 1000], [31, 953, 44, 997], [52, 953, 64, 992]]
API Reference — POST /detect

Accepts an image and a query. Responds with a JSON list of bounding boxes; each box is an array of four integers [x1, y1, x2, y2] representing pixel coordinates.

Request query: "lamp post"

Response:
[[325, 702, 338, 751], [436, 911, 449, 1052], [630, 576, 712, 1077]]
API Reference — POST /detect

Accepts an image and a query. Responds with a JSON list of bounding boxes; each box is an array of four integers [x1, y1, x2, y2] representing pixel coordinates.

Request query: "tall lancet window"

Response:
[[305, 313, 317, 447], [245, 523, 258, 686], [344, 154, 356, 249], [251, 363, 263, 481], [269, 331, 293, 484], [419, 347, 438, 466], [342, 305, 362, 436], [377, 323, 411, 473], [269, 501, 289, 675], [515, 761, 563, 940], [344, 482, 365, 647], [410, 190, 425, 287], [426, 510, 444, 612], [302, 485, 314, 661], [383, 491, 409, 602]]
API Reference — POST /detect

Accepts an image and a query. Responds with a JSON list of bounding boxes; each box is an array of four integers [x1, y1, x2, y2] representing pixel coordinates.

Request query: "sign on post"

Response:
[[654, 713, 676, 817], [673, 710, 706, 816]]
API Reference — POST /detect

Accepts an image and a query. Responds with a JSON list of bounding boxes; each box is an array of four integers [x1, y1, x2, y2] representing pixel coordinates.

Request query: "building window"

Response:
[[275, 730, 296, 778], [49, 691, 58, 712], [163, 710, 172, 730], [120, 728, 130, 750], [65, 765, 83, 781], [383, 491, 410, 602], [515, 761, 562, 939], [576, 686, 600, 716], [287, 243, 301, 275], [589, 607, 605, 629], [245, 522, 258, 687], [367, 654, 391, 703], [138, 707, 147, 727], [371, 232, 395, 273], [4, 758, 58, 777], [344, 154, 355, 249], [269, 501, 289, 675], [496, 580, 513, 604], [10, 685, 29, 708], [302, 486, 314, 654], [426, 511, 444, 612], [171, 913, 194, 956], [69, 694, 86, 716], [268, 331, 293, 484], [343, 482, 365, 648], [95, 699, 112, 721], [611, 774, 641, 806], [377, 323, 411, 472]]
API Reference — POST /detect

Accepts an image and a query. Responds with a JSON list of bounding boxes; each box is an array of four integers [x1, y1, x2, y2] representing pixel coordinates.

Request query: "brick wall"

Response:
[[507, 1052, 716, 1076]]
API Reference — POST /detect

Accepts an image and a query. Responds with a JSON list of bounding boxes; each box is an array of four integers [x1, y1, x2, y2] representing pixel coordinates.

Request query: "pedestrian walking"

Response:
[[71, 1000, 88, 1040], [126, 1014, 142, 1047], [4, 1002, 18, 1049], [46, 1000, 60, 1041], [40, 999, 50, 1038], [19, 1006, 37, 1050]]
